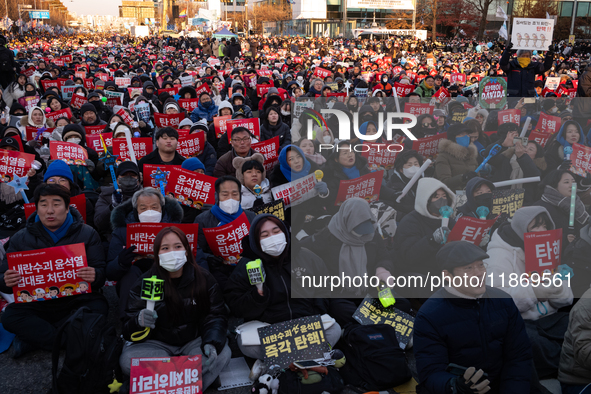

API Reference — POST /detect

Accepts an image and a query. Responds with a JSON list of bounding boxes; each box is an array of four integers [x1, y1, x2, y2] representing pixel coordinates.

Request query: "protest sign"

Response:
[[135, 102, 152, 125], [569, 143, 591, 177], [524, 228, 562, 275], [84, 125, 107, 135], [226, 118, 261, 142], [113, 137, 153, 162], [256, 84, 272, 97], [46, 108, 73, 123], [412, 132, 447, 159], [534, 112, 561, 134], [252, 136, 280, 172], [258, 315, 329, 369], [353, 297, 414, 349], [86, 134, 112, 157], [545, 77, 561, 90], [451, 109, 468, 123], [271, 173, 318, 208], [18, 95, 40, 112], [256, 69, 273, 78], [165, 167, 216, 207], [24, 194, 87, 223], [511, 18, 555, 51], [202, 213, 250, 264], [116, 108, 135, 125], [130, 355, 202, 394], [50, 141, 88, 166], [178, 98, 200, 112], [433, 87, 451, 105], [354, 87, 368, 98], [126, 223, 198, 255], [41, 79, 59, 91], [361, 143, 401, 171], [393, 83, 414, 97], [450, 73, 467, 85], [60, 85, 83, 102], [404, 103, 434, 116], [293, 100, 314, 119], [492, 188, 525, 218], [142, 164, 177, 188], [154, 113, 184, 128], [193, 83, 210, 96], [114, 77, 131, 88], [0, 149, 34, 180], [250, 200, 285, 221], [313, 67, 332, 79], [479, 77, 507, 109], [213, 115, 232, 139], [447, 216, 497, 245], [528, 130, 552, 148], [70, 93, 88, 110], [498, 109, 521, 126], [8, 243, 90, 303], [335, 171, 383, 206], [25, 126, 55, 142], [177, 132, 206, 158]]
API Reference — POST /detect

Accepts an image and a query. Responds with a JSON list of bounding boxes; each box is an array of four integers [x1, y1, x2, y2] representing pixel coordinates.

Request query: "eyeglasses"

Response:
[[422, 123, 434, 127], [47, 177, 69, 185], [232, 137, 250, 143]]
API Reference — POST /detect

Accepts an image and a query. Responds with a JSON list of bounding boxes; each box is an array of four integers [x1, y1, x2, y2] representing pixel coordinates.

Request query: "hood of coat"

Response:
[[414, 177, 456, 219], [439, 138, 478, 161], [110, 197, 184, 230], [248, 213, 290, 262]]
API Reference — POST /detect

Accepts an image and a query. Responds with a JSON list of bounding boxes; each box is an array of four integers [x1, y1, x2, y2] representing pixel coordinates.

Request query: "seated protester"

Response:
[[194, 176, 256, 290], [216, 111, 254, 158], [178, 118, 193, 130], [20, 105, 55, 130], [224, 214, 342, 377], [563, 223, 591, 297], [296, 136, 326, 166], [0, 137, 41, 238], [394, 178, 456, 283], [87, 92, 113, 123], [358, 121, 386, 145], [544, 120, 586, 171], [260, 106, 291, 151], [120, 227, 230, 391], [94, 161, 142, 242], [79, 102, 107, 127], [59, 123, 103, 189], [137, 127, 185, 173], [434, 123, 479, 191], [464, 118, 490, 154], [184, 121, 216, 177], [206, 101, 233, 153], [414, 241, 536, 394], [230, 92, 253, 118], [558, 288, 591, 393], [534, 170, 589, 246], [387, 149, 424, 221], [434, 109, 449, 133], [1, 124, 45, 173], [0, 184, 107, 358], [279, 99, 291, 126], [180, 158, 207, 224], [132, 95, 156, 136], [485, 206, 573, 378], [456, 177, 496, 220], [107, 187, 183, 320], [213, 127, 256, 178], [233, 153, 272, 209], [190, 92, 219, 124]]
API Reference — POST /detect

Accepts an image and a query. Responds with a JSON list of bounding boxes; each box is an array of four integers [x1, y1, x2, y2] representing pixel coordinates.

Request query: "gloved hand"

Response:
[[111, 191, 123, 207], [449, 367, 490, 394], [203, 344, 218, 372], [479, 233, 490, 248], [507, 41, 513, 50], [118, 246, 137, 269], [462, 171, 478, 183], [85, 159, 96, 172], [432, 227, 450, 245], [139, 121, 147, 129], [137, 309, 158, 329], [252, 197, 265, 208], [558, 159, 572, 171], [314, 181, 328, 196]]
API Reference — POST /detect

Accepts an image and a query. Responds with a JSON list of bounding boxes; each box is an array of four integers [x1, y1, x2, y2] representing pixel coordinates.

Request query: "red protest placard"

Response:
[[412, 132, 447, 159], [226, 118, 260, 143], [193, 83, 211, 96], [22, 66, 36, 77], [202, 212, 250, 263], [84, 125, 106, 135], [46, 108, 73, 123], [528, 131, 552, 148], [41, 79, 59, 91], [177, 132, 206, 158], [393, 83, 414, 97], [450, 73, 467, 85], [252, 136, 280, 172], [84, 78, 95, 90], [178, 98, 200, 112], [0, 149, 34, 180], [116, 108, 134, 125], [313, 67, 331, 79], [213, 115, 232, 139], [86, 134, 112, 156], [18, 95, 41, 112], [130, 355, 202, 394], [165, 167, 216, 206], [256, 69, 273, 78], [25, 126, 55, 142], [498, 109, 521, 126], [256, 84, 272, 97], [113, 137, 154, 162], [433, 87, 451, 105], [524, 229, 563, 275], [8, 243, 90, 303], [154, 113, 184, 128], [534, 112, 561, 134], [143, 164, 178, 188], [74, 71, 86, 79], [361, 143, 401, 171], [115, 77, 131, 88], [335, 171, 383, 206], [569, 143, 591, 177], [106, 97, 122, 107], [404, 103, 434, 116], [70, 94, 88, 110], [50, 141, 88, 165], [447, 216, 497, 245], [24, 194, 87, 223], [127, 223, 199, 255]]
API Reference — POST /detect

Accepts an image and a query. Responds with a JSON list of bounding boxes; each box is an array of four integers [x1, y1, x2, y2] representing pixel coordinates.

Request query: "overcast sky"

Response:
[[64, 0, 121, 17]]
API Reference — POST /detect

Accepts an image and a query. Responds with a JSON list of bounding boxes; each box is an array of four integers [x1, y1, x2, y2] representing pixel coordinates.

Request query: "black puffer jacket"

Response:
[[499, 46, 553, 97], [0, 207, 106, 293], [122, 263, 228, 352], [260, 118, 291, 151]]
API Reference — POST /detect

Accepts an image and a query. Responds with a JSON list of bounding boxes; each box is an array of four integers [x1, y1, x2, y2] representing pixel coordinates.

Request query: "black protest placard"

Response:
[[250, 199, 285, 221], [492, 188, 525, 219]]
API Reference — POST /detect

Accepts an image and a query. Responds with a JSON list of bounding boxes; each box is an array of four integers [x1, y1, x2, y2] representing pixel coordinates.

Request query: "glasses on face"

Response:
[[47, 177, 69, 185], [422, 123, 434, 127], [232, 137, 250, 143]]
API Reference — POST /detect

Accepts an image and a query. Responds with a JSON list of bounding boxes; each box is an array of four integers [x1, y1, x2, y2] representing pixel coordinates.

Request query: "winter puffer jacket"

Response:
[[260, 119, 291, 151], [434, 138, 478, 191]]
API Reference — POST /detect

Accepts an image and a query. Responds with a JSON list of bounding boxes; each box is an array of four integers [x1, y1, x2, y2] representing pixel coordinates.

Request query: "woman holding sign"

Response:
[[120, 226, 231, 390]]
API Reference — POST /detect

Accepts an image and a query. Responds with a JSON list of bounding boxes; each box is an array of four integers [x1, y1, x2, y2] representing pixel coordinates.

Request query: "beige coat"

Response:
[[434, 139, 478, 191]]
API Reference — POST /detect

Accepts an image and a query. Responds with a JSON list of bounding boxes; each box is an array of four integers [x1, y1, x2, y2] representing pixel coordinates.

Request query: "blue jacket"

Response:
[[196, 141, 217, 177], [190, 97, 219, 123], [414, 286, 533, 394]]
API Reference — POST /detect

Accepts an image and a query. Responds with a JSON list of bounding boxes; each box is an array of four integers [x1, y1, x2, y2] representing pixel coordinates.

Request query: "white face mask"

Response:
[[403, 165, 420, 179], [219, 198, 240, 215], [110, 122, 119, 130], [67, 138, 81, 145], [281, 109, 290, 116], [138, 209, 162, 223], [323, 135, 331, 143], [260, 233, 287, 256], [159, 250, 187, 272]]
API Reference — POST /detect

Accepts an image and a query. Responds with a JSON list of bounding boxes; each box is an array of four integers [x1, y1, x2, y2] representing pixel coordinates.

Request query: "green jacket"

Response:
[[414, 80, 436, 103], [218, 43, 226, 57]]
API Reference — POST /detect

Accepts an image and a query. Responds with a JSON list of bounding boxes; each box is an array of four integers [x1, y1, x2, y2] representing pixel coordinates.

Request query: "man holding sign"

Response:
[[0, 184, 108, 358], [500, 39, 554, 97]]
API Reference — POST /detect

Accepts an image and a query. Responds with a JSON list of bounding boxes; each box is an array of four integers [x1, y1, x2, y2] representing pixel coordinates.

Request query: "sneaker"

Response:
[[249, 359, 266, 381], [11, 336, 37, 359]]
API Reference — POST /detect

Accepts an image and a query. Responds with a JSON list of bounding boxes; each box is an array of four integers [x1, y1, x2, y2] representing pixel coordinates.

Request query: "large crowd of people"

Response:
[[0, 27, 590, 394]]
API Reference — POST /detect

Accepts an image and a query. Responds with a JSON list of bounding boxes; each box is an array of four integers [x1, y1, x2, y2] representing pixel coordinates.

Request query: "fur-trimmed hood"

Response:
[[110, 196, 184, 230], [438, 138, 478, 161]]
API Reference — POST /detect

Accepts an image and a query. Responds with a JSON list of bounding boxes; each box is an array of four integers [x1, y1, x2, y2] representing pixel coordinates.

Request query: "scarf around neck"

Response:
[[210, 204, 243, 226], [542, 185, 589, 225], [36, 212, 73, 244]]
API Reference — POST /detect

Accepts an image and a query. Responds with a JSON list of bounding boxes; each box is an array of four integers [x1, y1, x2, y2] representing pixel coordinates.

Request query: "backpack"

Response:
[[337, 324, 411, 391], [278, 366, 345, 394], [51, 306, 123, 394]]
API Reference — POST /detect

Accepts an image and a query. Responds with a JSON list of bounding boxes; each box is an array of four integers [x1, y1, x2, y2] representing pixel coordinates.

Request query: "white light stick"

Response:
[[396, 159, 432, 203], [392, 85, 401, 113], [124, 129, 137, 165], [519, 117, 531, 138], [493, 176, 540, 188]]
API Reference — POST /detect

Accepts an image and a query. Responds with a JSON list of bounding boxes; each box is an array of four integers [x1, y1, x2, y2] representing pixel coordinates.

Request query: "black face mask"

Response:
[[428, 197, 448, 216], [118, 177, 140, 195], [473, 193, 493, 210]]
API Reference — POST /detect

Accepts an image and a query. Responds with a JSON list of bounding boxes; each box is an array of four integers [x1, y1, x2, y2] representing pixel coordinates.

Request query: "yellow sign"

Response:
[[569, 35, 575, 44]]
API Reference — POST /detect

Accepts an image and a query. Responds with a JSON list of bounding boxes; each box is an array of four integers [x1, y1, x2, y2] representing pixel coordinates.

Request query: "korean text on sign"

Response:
[[130, 355, 201, 394], [165, 167, 216, 206], [0, 149, 34, 180], [353, 297, 414, 349], [492, 188, 525, 218], [524, 228, 562, 275], [127, 223, 199, 255], [202, 212, 250, 264], [271, 173, 318, 208], [335, 171, 383, 206], [49, 141, 89, 166]]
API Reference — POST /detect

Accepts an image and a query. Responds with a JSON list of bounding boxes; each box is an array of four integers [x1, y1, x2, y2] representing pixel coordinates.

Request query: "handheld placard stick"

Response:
[[131, 275, 164, 342], [492, 176, 540, 188], [519, 117, 531, 138], [439, 206, 453, 244]]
